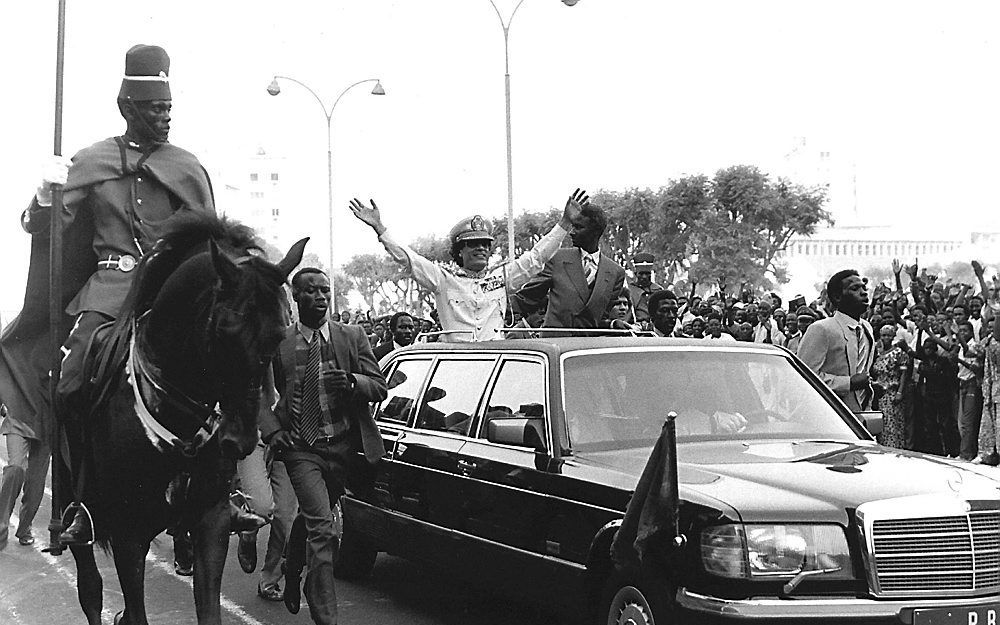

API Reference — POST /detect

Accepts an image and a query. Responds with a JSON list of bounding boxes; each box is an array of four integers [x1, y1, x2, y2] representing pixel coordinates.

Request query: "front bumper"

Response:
[[676, 588, 1000, 622]]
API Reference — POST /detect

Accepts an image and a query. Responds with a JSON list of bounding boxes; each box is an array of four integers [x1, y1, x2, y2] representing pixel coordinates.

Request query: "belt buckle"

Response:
[[118, 254, 137, 272]]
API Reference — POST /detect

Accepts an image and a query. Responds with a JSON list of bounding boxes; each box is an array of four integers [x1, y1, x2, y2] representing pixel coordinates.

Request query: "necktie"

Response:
[[584, 254, 598, 285], [297, 330, 322, 446]]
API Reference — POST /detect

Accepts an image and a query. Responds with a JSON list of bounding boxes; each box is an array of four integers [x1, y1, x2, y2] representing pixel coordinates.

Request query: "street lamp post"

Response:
[[267, 75, 386, 314], [487, 0, 579, 260]]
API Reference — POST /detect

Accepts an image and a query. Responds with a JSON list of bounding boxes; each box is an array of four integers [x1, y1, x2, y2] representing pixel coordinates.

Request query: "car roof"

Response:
[[391, 336, 789, 358]]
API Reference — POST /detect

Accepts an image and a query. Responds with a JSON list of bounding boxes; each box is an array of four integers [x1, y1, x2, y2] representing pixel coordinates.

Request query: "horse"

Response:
[[66, 214, 306, 625]]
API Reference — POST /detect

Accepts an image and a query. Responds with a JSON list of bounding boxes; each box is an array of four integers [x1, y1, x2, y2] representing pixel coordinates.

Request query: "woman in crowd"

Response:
[[977, 314, 1000, 464], [870, 324, 912, 449]]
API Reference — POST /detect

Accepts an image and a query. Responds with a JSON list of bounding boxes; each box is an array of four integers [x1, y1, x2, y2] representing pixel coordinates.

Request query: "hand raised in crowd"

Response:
[[972, 260, 985, 278], [891, 258, 902, 275], [349, 198, 387, 236], [559, 188, 589, 230], [34, 155, 72, 207]]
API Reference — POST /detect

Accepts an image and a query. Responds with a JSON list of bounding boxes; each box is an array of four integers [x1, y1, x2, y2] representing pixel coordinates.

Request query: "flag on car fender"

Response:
[[611, 414, 679, 567]]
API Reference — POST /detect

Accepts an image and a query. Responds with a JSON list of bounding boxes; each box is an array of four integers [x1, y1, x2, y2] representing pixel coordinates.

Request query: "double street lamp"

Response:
[[488, 0, 580, 260], [267, 75, 386, 314]]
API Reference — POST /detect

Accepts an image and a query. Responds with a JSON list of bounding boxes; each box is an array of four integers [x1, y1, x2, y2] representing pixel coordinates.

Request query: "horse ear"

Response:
[[276, 237, 309, 280], [211, 239, 241, 289]]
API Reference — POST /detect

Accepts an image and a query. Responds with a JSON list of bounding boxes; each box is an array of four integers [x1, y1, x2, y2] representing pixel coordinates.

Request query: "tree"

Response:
[[489, 208, 562, 259], [686, 165, 831, 293], [593, 188, 659, 270]]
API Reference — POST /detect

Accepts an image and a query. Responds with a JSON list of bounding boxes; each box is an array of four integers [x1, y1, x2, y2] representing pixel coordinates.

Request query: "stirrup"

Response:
[[60, 502, 96, 546]]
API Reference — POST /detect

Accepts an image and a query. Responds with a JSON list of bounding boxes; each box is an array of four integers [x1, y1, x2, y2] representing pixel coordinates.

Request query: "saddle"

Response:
[[80, 316, 134, 415]]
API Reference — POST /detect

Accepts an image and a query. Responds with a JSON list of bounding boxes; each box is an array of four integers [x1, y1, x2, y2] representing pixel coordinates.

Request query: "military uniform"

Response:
[[0, 44, 215, 544], [378, 215, 566, 341]]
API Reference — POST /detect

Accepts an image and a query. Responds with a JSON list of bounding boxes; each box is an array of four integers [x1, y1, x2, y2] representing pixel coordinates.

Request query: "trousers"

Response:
[[958, 382, 984, 461], [284, 439, 352, 625], [0, 432, 51, 548]]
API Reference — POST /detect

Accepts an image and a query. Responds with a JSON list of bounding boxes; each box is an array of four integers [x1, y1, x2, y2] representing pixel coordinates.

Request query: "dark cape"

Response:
[[0, 137, 214, 442]]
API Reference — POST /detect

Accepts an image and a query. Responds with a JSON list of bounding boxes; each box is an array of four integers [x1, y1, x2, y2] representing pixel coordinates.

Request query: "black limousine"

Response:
[[334, 337, 1000, 625]]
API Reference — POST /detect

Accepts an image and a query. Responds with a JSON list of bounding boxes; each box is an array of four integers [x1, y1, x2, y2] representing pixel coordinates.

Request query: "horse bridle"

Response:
[[128, 254, 265, 456]]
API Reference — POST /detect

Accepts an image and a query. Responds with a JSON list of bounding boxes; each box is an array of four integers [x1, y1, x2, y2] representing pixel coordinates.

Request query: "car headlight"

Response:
[[701, 524, 852, 580]]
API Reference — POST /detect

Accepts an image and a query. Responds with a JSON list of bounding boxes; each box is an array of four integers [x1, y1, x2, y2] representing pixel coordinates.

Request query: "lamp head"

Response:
[[371, 80, 386, 96], [266, 78, 281, 96]]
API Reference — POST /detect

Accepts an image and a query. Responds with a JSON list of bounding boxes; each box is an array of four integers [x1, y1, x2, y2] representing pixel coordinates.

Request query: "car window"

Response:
[[376, 358, 432, 425], [478, 359, 546, 441], [562, 349, 859, 452], [415, 359, 496, 435]]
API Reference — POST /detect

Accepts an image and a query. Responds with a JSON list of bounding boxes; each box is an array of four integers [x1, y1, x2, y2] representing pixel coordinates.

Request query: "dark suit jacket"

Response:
[[513, 248, 627, 329], [372, 341, 395, 362], [258, 321, 388, 464]]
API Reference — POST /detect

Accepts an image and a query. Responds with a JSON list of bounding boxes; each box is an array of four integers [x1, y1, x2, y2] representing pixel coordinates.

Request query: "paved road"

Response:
[[0, 452, 573, 625]]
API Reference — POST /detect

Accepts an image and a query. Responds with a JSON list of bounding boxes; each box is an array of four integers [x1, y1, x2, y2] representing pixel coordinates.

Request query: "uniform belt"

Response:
[[97, 254, 138, 273]]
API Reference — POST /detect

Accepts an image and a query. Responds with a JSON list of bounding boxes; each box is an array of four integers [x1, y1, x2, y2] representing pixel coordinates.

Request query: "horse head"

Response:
[[135, 216, 306, 460], [207, 238, 307, 459]]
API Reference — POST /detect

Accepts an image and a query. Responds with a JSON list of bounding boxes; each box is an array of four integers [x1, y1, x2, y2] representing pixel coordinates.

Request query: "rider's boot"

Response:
[[59, 504, 94, 545]]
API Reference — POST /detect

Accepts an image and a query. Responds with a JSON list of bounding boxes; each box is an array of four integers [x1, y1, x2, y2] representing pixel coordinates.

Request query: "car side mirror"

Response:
[[854, 411, 883, 437], [487, 417, 547, 452]]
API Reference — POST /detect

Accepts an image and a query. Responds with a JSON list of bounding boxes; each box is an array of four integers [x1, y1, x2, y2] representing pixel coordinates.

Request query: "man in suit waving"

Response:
[[259, 267, 387, 623], [797, 269, 875, 412], [512, 202, 627, 331]]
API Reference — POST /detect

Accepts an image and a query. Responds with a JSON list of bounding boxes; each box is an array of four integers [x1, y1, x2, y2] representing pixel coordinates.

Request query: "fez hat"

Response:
[[118, 44, 171, 101], [632, 252, 655, 271], [449, 215, 494, 245]]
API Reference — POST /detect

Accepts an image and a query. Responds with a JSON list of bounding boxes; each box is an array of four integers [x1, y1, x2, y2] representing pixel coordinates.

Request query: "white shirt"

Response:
[[752, 318, 785, 346], [703, 332, 737, 342], [379, 224, 566, 342]]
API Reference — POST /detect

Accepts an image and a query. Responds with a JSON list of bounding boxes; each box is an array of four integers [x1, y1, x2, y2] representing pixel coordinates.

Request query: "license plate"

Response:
[[914, 605, 1000, 625]]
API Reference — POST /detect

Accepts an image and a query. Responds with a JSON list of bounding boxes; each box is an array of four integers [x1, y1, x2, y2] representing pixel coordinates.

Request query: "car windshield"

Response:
[[561, 348, 860, 452]]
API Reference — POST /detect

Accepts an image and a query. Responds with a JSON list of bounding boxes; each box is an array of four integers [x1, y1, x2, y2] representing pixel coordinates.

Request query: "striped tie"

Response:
[[297, 330, 322, 446], [584, 254, 598, 285]]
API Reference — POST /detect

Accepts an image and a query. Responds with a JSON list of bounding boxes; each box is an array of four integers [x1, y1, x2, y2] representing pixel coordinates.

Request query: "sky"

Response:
[[2, 0, 998, 318]]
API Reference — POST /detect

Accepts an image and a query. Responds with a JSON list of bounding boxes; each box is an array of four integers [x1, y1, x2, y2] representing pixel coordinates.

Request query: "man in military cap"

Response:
[[349, 190, 587, 341], [628, 252, 663, 327], [0, 45, 222, 545]]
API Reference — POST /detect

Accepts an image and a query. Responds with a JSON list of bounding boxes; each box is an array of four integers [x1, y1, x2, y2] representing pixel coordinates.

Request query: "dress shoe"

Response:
[[237, 531, 257, 574], [59, 508, 94, 545], [282, 561, 301, 614], [257, 582, 283, 602], [17, 534, 35, 546]]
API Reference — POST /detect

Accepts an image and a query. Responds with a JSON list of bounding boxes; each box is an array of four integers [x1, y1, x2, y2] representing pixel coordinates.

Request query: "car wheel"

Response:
[[333, 499, 378, 580], [600, 571, 671, 625]]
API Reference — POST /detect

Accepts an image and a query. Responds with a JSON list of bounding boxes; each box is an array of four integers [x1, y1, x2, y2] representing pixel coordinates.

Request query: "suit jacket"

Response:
[[258, 321, 388, 464], [372, 341, 395, 362], [513, 248, 627, 330], [796, 313, 875, 411]]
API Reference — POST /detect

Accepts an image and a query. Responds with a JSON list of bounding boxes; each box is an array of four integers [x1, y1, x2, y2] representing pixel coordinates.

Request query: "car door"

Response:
[[458, 356, 588, 591], [390, 355, 498, 564], [348, 356, 434, 549]]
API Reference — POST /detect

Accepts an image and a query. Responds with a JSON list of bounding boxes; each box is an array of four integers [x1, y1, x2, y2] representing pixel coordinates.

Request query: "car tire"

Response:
[[333, 499, 378, 580], [600, 569, 672, 625]]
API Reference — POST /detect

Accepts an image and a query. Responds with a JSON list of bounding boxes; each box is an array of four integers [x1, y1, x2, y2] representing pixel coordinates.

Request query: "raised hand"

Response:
[[972, 260, 985, 277], [560, 188, 589, 228], [349, 198, 387, 236], [891, 258, 902, 275]]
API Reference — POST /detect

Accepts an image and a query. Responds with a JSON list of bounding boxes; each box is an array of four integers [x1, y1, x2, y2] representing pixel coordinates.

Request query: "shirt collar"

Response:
[[580, 248, 601, 263], [833, 310, 860, 332], [296, 320, 331, 343]]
